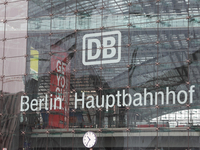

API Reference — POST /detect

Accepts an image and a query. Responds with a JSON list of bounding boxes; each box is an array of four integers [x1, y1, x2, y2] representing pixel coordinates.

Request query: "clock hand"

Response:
[[86, 137, 90, 146]]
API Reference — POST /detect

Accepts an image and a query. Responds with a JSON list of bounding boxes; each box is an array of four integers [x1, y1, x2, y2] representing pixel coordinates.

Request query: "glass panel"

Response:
[[4, 57, 25, 76], [6, 1, 27, 20], [28, 0, 51, 18], [28, 17, 50, 31], [3, 75, 25, 93], [5, 19, 27, 39], [26, 53, 50, 74], [5, 38, 26, 57]]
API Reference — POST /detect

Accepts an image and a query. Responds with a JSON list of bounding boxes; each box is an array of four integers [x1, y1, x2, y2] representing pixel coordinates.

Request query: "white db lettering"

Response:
[[82, 31, 121, 65]]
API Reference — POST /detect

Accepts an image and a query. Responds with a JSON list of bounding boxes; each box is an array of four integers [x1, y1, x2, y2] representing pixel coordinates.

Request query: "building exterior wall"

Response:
[[1, 0, 200, 149]]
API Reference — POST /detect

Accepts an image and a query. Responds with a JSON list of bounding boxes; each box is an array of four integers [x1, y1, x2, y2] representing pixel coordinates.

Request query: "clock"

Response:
[[83, 131, 97, 148]]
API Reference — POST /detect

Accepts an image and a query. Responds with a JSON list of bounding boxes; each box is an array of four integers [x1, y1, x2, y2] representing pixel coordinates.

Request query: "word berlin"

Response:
[[21, 85, 195, 111]]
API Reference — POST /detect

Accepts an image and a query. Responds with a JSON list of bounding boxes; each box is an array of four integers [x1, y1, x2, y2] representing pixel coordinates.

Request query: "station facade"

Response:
[[1, 0, 200, 149]]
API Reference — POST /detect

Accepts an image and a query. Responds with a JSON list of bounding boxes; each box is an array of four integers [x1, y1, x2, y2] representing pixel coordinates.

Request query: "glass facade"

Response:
[[1, 0, 200, 149]]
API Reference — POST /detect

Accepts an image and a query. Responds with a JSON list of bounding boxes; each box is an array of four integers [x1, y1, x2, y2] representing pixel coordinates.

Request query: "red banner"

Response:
[[49, 52, 70, 128]]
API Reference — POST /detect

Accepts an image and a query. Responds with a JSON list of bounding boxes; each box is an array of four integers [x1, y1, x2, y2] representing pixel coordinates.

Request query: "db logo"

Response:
[[82, 31, 121, 65]]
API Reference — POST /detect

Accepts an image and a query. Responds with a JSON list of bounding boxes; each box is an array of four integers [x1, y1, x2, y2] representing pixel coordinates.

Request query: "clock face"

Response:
[[83, 131, 97, 148]]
